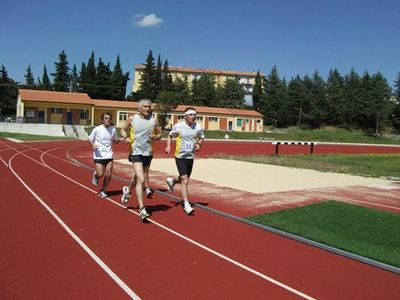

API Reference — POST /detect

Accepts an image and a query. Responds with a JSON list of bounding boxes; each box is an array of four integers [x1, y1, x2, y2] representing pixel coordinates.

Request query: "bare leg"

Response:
[[101, 161, 113, 191], [133, 162, 145, 209]]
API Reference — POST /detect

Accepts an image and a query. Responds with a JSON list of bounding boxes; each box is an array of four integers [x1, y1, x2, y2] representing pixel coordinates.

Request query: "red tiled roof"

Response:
[[135, 64, 262, 77], [172, 105, 263, 118], [92, 99, 139, 109], [19, 89, 93, 105]]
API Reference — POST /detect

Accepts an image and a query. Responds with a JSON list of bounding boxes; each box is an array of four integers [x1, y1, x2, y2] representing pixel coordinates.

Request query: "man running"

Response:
[[165, 107, 205, 215], [88, 112, 119, 198], [120, 99, 161, 220]]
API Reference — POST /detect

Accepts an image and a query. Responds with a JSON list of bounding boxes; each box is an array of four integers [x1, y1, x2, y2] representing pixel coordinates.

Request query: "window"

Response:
[[80, 110, 88, 119], [236, 119, 242, 126], [51, 108, 62, 114], [178, 115, 185, 120], [196, 116, 203, 121], [166, 114, 172, 120], [209, 117, 218, 122], [119, 112, 128, 121]]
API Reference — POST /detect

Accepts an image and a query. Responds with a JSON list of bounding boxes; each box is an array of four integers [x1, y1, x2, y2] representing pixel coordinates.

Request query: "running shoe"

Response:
[[139, 207, 150, 220], [92, 171, 99, 187], [121, 186, 130, 204], [98, 190, 108, 198], [183, 203, 194, 215], [145, 187, 153, 198], [166, 177, 175, 192]]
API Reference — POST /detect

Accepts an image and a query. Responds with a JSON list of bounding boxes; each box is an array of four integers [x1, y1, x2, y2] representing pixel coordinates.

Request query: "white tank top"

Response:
[[129, 114, 155, 156]]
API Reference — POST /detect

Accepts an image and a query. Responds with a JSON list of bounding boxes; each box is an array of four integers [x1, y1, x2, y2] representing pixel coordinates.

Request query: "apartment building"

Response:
[[132, 64, 262, 106]]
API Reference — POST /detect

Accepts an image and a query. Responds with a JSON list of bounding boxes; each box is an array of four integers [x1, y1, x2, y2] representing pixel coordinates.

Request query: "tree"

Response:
[[111, 54, 130, 100], [252, 71, 263, 112], [307, 70, 327, 128], [286, 75, 308, 127], [326, 69, 344, 125], [0, 65, 18, 115], [51, 50, 70, 92], [367, 72, 392, 135], [172, 76, 191, 104], [24, 65, 35, 88], [261, 66, 287, 127], [138, 50, 157, 100], [390, 72, 400, 132], [38, 65, 52, 90], [79, 52, 97, 97], [161, 59, 173, 92], [70, 64, 79, 93], [95, 58, 112, 99], [156, 91, 180, 129], [191, 74, 216, 106], [342, 68, 362, 128], [220, 77, 245, 108]]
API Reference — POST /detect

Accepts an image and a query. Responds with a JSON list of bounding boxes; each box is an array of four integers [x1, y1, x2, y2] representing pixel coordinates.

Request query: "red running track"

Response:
[[1, 139, 399, 299]]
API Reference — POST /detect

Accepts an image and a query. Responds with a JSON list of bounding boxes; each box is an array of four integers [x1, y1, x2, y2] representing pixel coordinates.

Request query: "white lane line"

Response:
[[0, 156, 8, 167], [40, 148, 316, 300], [6, 147, 141, 300]]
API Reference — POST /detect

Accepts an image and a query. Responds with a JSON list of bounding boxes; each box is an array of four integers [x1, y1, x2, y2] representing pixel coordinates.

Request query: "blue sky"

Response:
[[1, 0, 399, 91]]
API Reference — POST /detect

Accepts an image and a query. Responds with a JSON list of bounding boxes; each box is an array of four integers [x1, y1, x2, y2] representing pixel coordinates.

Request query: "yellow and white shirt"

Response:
[[169, 121, 204, 159]]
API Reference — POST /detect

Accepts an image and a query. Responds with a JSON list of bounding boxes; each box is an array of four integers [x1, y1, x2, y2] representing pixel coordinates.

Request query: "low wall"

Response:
[[0, 123, 65, 137]]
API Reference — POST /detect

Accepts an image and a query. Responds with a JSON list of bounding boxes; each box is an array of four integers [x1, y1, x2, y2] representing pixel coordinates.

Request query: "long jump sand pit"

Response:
[[149, 158, 392, 193]]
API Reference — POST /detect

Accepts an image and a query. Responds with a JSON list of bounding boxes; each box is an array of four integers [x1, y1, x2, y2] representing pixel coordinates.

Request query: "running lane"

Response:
[[66, 141, 400, 299]]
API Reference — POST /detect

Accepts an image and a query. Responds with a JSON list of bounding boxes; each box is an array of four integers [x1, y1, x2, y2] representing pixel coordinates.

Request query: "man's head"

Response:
[[101, 112, 112, 126], [138, 99, 152, 117], [184, 107, 197, 125]]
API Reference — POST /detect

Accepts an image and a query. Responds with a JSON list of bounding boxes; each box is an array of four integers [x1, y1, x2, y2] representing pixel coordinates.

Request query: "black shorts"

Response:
[[175, 158, 194, 178], [128, 154, 153, 168], [94, 158, 113, 166]]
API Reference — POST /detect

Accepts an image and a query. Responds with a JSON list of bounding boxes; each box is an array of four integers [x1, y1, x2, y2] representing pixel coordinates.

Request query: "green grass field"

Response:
[[247, 201, 400, 267], [0, 131, 74, 141]]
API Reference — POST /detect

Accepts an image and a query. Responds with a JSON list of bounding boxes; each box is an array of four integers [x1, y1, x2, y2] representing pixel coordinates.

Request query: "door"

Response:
[[67, 112, 73, 124], [38, 111, 45, 123]]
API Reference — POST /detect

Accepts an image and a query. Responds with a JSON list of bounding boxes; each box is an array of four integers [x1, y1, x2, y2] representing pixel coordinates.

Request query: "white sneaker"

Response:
[[139, 207, 150, 220], [183, 203, 194, 215], [166, 177, 175, 192], [92, 171, 99, 187], [121, 186, 130, 204], [98, 190, 108, 198], [145, 187, 153, 198]]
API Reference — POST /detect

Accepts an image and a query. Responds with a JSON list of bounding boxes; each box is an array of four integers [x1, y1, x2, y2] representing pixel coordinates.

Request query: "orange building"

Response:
[[16, 89, 263, 132]]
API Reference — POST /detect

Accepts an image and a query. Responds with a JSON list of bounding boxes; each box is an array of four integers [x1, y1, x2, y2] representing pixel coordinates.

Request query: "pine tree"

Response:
[[80, 52, 97, 97], [38, 65, 52, 90], [51, 50, 70, 92], [191, 74, 216, 106], [154, 54, 162, 98], [221, 78, 245, 108], [95, 58, 112, 99], [342, 68, 362, 128], [308, 70, 327, 128], [156, 91, 180, 129], [111, 54, 130, 100], [161, 59, 173, 92], [326, 69, 344, 125], [0, 65, 18, 115], [261, 66, 287, 127], [172, 76, 191, 104], [390, 72, 400, 132], [368, 72, 392, 135], [286, 75, 308, 127], [252, 71, 263, 112], [70, 65, 79, 93], [138, 50, 157, 100], [24, 65, 35, 88]]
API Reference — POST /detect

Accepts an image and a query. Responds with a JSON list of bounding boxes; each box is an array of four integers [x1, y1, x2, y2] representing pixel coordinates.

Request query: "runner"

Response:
[[165, 107, 205, 215], [120, 99, 161, 220], [88, 112, 119, 198]]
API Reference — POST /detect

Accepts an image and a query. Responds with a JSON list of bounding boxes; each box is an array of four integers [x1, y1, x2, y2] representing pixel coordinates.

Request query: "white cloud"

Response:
[[134, 14, 164, 27]]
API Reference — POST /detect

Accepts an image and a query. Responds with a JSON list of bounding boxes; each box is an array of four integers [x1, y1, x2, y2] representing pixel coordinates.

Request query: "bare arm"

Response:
[[120, 117, 132, 143]]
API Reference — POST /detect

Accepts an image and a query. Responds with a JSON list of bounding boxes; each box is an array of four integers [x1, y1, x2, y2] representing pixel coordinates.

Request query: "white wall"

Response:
[[0, 123, 65, 137]]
